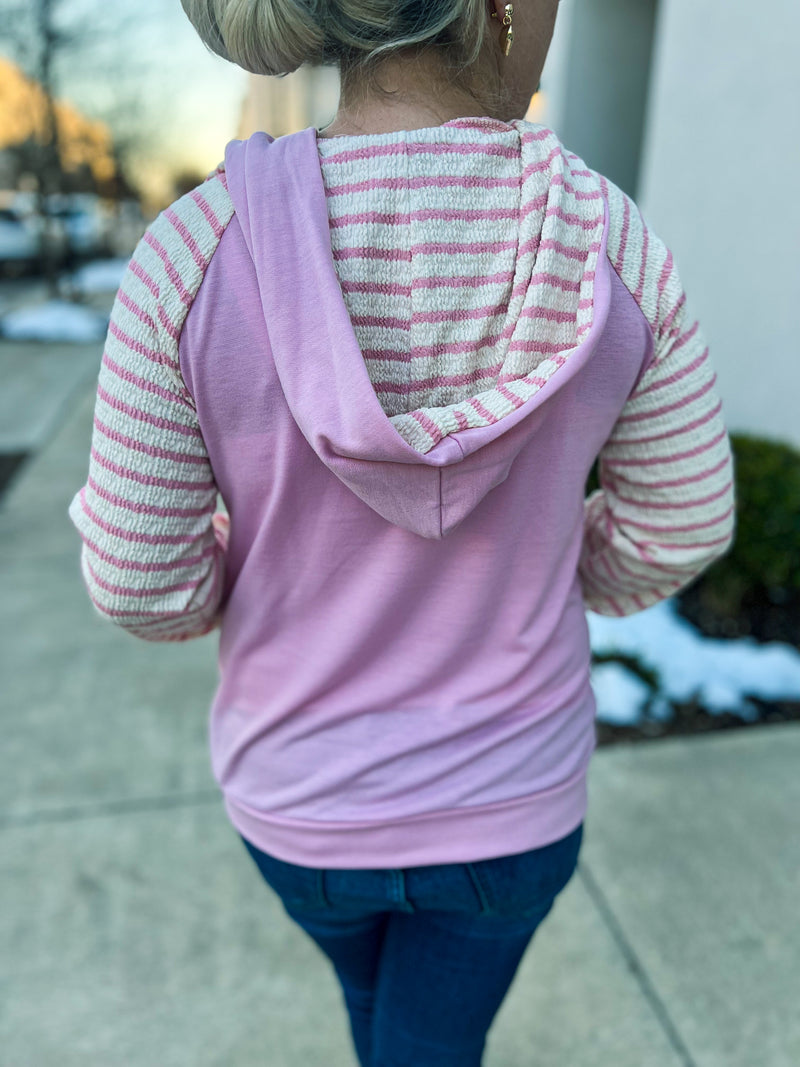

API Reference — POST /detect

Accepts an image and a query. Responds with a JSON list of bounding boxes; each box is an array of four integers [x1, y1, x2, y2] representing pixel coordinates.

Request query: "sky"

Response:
[[67, 0, 250, 200], [0, 0, 251, 203]]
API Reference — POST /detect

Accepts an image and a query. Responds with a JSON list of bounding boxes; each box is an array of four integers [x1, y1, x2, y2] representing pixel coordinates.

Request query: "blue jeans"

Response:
[[237, 822, 584, 1066]]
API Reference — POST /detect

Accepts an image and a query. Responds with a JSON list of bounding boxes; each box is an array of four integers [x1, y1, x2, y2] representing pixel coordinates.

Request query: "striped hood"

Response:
[[223, 119, 610, 540]]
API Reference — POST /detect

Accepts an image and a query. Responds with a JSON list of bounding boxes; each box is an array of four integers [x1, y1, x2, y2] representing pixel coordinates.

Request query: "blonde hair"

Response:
[[181, 0, 510, 115]]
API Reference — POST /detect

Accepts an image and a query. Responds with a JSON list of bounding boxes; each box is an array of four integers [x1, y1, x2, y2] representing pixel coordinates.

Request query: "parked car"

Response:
[[47, 194, 112, 260], [0, 208, 39, 277], [107, 198, 148, 258], [0, 192, 72, 276], [0, 190, 130, 276]]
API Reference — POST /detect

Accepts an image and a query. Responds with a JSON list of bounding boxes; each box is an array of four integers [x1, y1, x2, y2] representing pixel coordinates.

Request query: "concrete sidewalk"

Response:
[[1, 373, 798, 1067]]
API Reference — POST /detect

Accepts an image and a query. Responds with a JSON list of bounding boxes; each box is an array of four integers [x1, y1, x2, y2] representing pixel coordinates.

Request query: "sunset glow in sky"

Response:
[[75, 1, 249, 202], [0, 0, 250, 204]]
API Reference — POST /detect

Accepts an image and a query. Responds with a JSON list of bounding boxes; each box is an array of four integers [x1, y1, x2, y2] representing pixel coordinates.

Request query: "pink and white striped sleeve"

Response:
[[67, 175, 234, 641], [578, 178, 736, 616]]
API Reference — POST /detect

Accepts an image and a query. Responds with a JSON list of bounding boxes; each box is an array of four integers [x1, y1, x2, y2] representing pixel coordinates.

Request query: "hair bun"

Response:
[[181, 0, 326, 77], [181, 0, 509, 116]]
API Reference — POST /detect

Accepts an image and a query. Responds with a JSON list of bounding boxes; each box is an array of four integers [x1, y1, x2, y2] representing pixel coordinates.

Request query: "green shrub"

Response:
[[675, 433, 800, 646], [585, 434, 800, 647]]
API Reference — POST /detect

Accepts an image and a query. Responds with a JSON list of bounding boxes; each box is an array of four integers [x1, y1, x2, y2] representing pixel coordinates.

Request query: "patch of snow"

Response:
[[0, 300, 108, 343], [588, 598, 800, 725], [590, 662, 652, 725], [68, 258, 129, 294]]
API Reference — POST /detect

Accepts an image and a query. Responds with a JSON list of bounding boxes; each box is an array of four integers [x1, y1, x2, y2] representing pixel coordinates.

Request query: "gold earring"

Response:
[[490, 3, 514, 57]]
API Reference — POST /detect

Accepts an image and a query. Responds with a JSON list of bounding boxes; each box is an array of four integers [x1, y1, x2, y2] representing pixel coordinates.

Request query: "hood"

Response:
[[223, 120, 610, 539]]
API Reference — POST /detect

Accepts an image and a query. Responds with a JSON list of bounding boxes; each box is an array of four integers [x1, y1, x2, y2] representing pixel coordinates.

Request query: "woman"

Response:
[[68, 0, 735, 1063]]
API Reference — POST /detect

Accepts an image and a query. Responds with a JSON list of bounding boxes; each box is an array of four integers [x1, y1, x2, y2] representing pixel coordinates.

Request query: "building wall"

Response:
[[557, 0, 658, 198], [637, 0, 800, 449], [542, 0, 800, 450]]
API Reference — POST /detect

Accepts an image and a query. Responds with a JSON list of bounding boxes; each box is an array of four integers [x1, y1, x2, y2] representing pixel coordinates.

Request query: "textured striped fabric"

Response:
[[68, 120, 734, 637], [318, 119, 606, 455], [68, 173, 234, 641], [577, 176, 734, 615]]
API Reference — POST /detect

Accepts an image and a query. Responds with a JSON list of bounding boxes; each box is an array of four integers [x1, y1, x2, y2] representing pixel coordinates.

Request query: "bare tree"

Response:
[[0, 0, 140, 287]]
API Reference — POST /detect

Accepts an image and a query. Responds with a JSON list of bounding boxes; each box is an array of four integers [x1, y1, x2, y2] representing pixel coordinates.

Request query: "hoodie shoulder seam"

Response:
[[596, 173, 690, 369], [139, 173, 235, 404]]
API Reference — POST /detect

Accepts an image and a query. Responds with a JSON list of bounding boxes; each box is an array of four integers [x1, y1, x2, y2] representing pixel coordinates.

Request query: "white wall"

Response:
[[538, 0, 657, 197], [638, 0, 800, 449], [536, 0, 576, 134], [557, 0, 658, 196]]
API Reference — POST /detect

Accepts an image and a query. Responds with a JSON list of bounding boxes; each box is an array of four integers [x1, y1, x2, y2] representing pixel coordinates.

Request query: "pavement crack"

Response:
[[577, 860, 698, 1067]]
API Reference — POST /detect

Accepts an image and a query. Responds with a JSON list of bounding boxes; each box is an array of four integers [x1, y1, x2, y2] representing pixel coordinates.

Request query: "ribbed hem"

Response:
[[223, 760, 591, 869]]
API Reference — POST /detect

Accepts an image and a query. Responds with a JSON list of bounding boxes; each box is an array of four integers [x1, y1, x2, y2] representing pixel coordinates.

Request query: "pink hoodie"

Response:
[[69, 119, 735, 867]]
